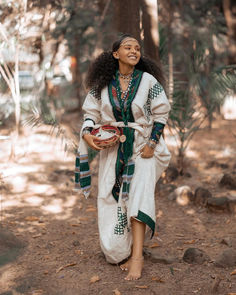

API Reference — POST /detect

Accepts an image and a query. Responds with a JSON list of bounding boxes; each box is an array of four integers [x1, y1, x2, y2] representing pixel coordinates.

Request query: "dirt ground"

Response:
[[0, 115, 236, 295]]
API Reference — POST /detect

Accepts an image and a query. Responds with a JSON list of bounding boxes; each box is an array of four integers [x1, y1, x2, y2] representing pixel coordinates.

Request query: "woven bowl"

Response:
[[91, 125, 121, 148]]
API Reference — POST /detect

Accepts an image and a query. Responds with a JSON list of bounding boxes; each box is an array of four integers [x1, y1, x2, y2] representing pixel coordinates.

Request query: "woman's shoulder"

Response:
[[142, 72, 162, 86]]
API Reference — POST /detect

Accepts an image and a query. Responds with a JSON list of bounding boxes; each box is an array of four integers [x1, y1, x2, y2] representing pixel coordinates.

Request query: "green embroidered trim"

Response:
[[108, 84, 120, 120], [114, 206, 128, 235], [108, 69, 143, 124], [109, 70, 143, 203], [80, 162, 89, 171], [148, 82, 164, 99], [136, 210, 155, 238]]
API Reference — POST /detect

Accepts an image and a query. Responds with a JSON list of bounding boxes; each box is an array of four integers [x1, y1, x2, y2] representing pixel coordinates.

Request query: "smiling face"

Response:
[[113, 38, 141, 70]]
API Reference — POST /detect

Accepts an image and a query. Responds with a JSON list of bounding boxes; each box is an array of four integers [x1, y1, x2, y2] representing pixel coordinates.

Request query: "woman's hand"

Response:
[[83, 134, 103, 151], [140, 143, 155, 158]]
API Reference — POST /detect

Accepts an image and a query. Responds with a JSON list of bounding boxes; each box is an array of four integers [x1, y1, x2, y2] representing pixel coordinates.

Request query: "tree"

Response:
[[141, 0, 160, 62], [0, 2, 25, 137], [113, 0, 141, 42], [223, 0, 236, 64], [52, 0, 100, 111]]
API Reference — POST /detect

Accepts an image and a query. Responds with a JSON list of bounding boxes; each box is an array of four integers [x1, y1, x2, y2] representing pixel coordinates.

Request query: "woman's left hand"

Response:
[[140, 144, 155, 158]]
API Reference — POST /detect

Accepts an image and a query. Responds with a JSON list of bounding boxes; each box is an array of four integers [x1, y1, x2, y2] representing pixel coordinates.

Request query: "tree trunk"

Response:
[[141, 0, 160, 63], [223, 0, 236, 64], [74, 36, 83, 112], [167, 0, 173, 102], [113, 0, 141, 42], [14, 42, 21, 136]]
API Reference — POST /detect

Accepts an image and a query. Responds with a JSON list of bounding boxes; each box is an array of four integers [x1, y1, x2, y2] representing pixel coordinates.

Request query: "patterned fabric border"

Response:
[[121, 160, 135, 201], [150, 122, 165, 143], [89, 87, 101, 100], [136, 210, 155, 238], [148, 82, 164, 99], [75, 153, 91, 197], [114, 206, 128, 235], [109, 69, 143, 203]]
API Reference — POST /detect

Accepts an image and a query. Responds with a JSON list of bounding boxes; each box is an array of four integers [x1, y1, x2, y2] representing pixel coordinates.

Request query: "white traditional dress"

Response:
[[75, 70, 171, 264]]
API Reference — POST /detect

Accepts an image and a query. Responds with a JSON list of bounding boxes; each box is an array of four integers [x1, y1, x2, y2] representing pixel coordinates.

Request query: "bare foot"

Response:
[[120, 258, 131, 271], [124, 256, 144, 280]]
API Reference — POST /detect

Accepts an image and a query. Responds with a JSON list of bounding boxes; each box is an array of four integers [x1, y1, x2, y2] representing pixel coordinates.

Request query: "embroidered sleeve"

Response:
[[89, 87, 101, 100], [82, 89, 101, 125], [149, 122, 165, 143], [150, 80, 171, 125], [148, 82, 164, 99]]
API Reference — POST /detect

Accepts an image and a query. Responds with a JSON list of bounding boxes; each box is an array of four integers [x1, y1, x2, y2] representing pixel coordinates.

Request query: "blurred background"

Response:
[[0, 1, 236, 294], [0, 0, 235, 163]]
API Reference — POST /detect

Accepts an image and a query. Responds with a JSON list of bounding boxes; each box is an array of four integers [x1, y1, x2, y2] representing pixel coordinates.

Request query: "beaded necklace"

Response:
[[116, 71, 133, 102], [118, 71, 133, 81]]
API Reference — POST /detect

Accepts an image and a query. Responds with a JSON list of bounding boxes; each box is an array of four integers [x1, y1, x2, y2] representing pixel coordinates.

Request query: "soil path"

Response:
[[0, 117, 236, 295]]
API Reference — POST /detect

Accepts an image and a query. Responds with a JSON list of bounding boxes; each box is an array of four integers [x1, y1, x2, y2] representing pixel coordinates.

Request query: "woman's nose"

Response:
[[131, 47, 137, 54]]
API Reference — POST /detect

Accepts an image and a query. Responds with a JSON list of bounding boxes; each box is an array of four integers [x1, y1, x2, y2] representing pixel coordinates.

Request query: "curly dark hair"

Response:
[[85, 34, 165, 94]]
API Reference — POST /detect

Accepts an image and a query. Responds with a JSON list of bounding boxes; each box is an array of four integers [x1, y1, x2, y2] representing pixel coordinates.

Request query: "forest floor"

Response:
[[0, 115, 236, 295]]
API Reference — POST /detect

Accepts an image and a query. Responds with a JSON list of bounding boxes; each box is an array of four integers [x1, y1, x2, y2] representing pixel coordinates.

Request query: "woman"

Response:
[[75, 34, 171, 280]]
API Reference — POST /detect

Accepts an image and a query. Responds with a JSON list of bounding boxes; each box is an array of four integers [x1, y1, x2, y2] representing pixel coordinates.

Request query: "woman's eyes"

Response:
[[124, 47, 140, 51]]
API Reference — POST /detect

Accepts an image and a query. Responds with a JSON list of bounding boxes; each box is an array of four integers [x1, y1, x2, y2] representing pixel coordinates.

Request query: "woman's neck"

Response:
[[118, 64, 135, 75]]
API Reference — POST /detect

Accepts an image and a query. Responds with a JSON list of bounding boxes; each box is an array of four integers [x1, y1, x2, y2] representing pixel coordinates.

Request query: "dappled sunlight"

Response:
[[27, 183, 57, 195], [218, 146, 236, 158], [25, 195, 44, 206], [2, 164, 40, 175], [185, 149, 198, 158], [2, 199, 22, 208], [9, 175, 28, 194], [42, 199, 64, 214]]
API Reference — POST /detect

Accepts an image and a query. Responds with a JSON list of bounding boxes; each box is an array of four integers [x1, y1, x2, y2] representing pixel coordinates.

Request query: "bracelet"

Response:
[[147, 140, 157, 149], [82, 127, 92, 137], [149, 137, 159, 144]]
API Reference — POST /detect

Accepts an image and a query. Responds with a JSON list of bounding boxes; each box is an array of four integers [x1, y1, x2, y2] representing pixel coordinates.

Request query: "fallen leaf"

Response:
[[56, 263, 77, 273], [176, 234, 185, 237], [177, 247, 183, 250], [90, 275, 100, 283], [78, 217, 89, 221], [183, 239, 196, 244], [75, 250, 83, 255], [70, 224, 80, 227], [86, 208, 96, 212], [25, 216, 39, 221], [32, 290, 44, 295], [32, 234, 42, 238], [113, 288, 121, 295], [228, 293, 236, 295], [230, 269, 236, 275], [151, 276, 165, 283], [149, 242, 160, 248], [135, 285, 148, 289], [44, 270, 49, 275]]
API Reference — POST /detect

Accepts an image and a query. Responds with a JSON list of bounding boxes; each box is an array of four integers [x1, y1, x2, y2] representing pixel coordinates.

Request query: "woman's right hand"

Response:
[[83, 134, 103, 151]]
